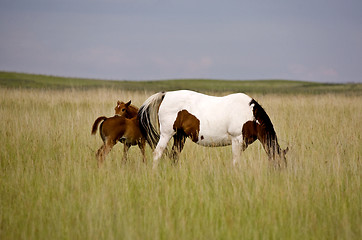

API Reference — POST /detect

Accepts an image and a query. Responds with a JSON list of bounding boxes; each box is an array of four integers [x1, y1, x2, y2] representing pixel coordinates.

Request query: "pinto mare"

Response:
[[138, 90, 288, 168], [91, 101, 146, 166]]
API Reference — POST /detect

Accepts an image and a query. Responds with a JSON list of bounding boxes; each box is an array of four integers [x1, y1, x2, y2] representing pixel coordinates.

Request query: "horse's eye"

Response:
[[122, 109, 125, 112]]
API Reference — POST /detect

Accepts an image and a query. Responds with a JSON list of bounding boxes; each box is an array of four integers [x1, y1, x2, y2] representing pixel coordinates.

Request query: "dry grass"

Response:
[[0, 88, 361, 239]]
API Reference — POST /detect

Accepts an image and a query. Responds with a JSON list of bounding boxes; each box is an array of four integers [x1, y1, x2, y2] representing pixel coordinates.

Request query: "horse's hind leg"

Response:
[[171, 131, 186, 164], [153, 133, 173, 168]]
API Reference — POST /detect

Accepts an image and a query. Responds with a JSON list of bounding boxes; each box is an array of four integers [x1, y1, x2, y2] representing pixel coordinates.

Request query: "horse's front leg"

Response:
[[231, 137, 243, 166], [153, 133, 173, 169]]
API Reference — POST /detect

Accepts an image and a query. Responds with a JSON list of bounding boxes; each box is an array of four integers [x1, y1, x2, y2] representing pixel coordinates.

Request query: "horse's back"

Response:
[[101, 116, 126, 135], [159, 90, 255, 146], [161, 90, 253, 119]]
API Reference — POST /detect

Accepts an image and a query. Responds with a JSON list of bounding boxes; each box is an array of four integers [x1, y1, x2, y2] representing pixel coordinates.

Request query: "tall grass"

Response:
[[0, 88, 361, 239]]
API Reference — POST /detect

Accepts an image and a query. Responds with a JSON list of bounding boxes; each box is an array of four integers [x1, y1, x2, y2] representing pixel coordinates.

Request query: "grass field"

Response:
[[0, 73, 361, 239], [1, 71, 362, 95]]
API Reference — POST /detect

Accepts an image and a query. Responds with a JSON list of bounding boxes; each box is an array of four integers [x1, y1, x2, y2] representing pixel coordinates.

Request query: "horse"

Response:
[[91, 100, 146, 167], [138, 90, 288, 168]]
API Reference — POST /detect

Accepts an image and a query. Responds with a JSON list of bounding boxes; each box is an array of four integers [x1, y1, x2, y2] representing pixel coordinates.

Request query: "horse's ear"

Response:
[[117, 100, 121, 105], [125, 100, 131, 107]]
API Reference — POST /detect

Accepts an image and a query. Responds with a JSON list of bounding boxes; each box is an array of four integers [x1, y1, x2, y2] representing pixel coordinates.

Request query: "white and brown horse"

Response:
[[92, 101, 146, 167], [138, 90, 288, 168]]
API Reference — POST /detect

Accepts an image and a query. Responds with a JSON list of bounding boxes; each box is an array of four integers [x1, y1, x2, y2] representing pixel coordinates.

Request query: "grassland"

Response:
[[1, 71, 361, 95], [0, 72, 361, 239]]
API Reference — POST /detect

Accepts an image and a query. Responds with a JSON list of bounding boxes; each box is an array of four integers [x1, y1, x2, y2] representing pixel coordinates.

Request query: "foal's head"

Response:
[[115, 100, 132, 117], [114, 100, 139, 118]]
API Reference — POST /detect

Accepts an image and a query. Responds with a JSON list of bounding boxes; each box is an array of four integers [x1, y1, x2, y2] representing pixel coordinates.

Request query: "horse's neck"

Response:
[[128, 107, 139, 117], [126, 112, 137, 118]]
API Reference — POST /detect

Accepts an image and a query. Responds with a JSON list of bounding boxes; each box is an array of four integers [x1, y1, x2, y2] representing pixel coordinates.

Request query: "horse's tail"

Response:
[[91, 116, 107, 135], [138, 92, 166, 149]]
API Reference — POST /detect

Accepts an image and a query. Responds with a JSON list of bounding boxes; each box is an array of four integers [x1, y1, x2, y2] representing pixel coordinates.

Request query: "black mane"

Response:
[[249, 99, 281, 157]]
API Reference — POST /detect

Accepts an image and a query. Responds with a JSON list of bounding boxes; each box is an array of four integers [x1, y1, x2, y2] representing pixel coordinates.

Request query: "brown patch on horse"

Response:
[[173, 110, 200, 142], [169, 110, 200, 162], [241, 121, 258, 149]]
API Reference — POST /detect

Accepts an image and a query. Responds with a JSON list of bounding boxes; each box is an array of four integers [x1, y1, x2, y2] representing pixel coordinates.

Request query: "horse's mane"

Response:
[[250, 99, 276, 137]]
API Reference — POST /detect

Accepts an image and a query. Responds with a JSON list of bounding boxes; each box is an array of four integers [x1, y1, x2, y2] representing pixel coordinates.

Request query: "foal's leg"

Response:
[[153, 133, 173, 168], [138, 139, 146, 163], [96, 144, 106, 167], [97, 138, 116, 167], [122, 143, 131, 162]]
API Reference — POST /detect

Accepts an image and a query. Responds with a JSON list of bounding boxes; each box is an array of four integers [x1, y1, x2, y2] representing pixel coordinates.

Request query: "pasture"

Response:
[[0, 76, 361, 239]]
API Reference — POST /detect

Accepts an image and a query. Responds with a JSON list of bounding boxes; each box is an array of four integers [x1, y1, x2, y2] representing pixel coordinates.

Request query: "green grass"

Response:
[[0, 88, 361, 239], [1, 71, 361, 95]]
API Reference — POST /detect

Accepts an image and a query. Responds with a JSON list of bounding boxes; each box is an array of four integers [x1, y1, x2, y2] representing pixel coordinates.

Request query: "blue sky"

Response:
[[1, 0, 362, 83]]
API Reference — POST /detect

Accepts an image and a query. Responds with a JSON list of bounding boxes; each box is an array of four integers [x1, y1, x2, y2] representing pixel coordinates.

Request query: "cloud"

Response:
[[320, 67, 338, 77], [186, 57, 214, 75], [288, 64, 339, 82], [1, 0, 362, 82]]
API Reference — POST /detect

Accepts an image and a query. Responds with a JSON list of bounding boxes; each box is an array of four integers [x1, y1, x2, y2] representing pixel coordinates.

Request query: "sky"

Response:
[[1, 0, 362, 83]]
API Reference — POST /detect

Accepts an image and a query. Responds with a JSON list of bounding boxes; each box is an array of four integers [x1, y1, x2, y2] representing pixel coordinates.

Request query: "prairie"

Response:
[[0, 85, 361, 239]]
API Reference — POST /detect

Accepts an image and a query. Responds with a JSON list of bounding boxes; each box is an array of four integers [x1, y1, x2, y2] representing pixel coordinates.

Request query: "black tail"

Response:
[[138, 92, 166, 149]]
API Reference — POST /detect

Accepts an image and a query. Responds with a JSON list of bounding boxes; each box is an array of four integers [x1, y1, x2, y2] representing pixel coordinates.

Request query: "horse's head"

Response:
[[273, 147, 289, 168], [115, 100, 132, 116], [280, 147, 289, 165]]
